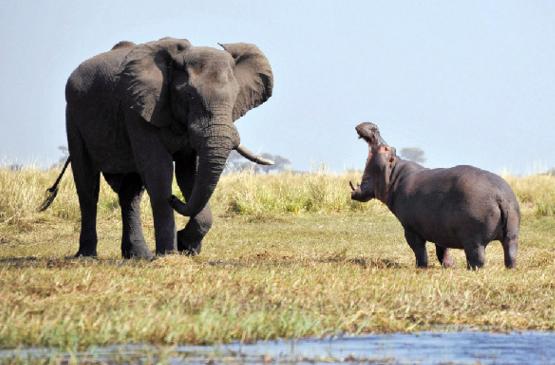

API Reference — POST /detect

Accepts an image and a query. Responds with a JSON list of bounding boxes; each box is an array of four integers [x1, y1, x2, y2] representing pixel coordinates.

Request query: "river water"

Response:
[[1, 331, 554, 364]]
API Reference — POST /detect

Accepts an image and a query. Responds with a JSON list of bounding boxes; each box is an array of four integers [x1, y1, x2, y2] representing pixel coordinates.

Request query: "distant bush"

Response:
[[0, 167, 117, 225], [503, 174, 555, 217], [212, 170, 386, 215], [1, 167, 554, 226]]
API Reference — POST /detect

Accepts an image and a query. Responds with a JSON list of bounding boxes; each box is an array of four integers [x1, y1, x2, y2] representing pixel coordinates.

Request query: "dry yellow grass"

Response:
[[0, 168, 554, 350]]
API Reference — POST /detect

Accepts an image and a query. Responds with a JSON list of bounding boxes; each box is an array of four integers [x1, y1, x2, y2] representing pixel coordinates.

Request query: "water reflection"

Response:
[[1, 331, 553, 364]]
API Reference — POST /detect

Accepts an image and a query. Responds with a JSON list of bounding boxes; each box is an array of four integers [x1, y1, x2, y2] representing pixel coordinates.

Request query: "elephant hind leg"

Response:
[[113, 173, 153, 259], [67, 119, 100, 257]]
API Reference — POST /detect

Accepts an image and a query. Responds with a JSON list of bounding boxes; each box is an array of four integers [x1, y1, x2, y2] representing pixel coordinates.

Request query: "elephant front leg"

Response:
[[118, 173, 153, 259], [174, 152, 213, 255], [144, 165, 177, 255], [127, 115, 176, 255]]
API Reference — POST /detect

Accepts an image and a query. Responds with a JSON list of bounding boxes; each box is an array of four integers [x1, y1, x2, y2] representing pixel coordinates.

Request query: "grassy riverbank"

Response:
[[0, 168, 554, 349]]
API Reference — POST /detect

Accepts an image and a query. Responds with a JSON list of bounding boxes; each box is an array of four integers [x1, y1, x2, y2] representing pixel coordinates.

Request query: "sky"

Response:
[[1, 0, 554, 174]]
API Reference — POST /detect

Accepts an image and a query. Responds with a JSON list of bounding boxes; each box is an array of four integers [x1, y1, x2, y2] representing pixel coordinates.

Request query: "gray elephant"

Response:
[[41, 37, 274, 259], [350, 123, 520, 269]]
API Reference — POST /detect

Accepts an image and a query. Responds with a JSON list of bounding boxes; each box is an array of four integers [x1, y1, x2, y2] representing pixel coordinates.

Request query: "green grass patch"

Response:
[[0, 169, 554, 349]]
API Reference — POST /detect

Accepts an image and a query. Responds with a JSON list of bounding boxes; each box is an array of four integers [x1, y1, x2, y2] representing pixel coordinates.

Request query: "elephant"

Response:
[[41, 37, 274, 259], [350, 122, 520, 269]]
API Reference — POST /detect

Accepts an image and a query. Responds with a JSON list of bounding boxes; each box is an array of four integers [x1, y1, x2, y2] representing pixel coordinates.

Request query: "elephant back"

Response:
[[65, 45, 136, 106]]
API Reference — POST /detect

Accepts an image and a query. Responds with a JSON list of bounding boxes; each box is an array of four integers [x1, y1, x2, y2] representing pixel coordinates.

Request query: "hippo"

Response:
[[350, 122, 520, 269]]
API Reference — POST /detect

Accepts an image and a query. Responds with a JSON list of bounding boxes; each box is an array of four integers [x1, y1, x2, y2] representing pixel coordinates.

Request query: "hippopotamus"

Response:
[[350, 122, 520, 269]]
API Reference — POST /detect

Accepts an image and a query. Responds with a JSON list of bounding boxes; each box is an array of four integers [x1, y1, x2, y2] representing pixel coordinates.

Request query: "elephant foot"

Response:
[[178, 240, 202, 256], [74, 250, 97, 258], [177, 228, 203, 256], [154, 247, 177, 256], [122, 242, 154, 260]]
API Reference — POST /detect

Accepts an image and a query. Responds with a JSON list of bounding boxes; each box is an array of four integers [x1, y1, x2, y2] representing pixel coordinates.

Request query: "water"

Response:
[[2, 331, 554, 364]]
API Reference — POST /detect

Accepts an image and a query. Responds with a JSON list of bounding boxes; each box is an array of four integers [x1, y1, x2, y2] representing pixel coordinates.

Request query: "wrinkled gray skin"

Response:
[[64, 38, 273, 258], [351, 124, 520, 269]]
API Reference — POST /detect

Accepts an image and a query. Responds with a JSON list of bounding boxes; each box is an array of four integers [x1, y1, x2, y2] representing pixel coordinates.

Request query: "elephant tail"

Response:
[[38, 157, 71, 212]]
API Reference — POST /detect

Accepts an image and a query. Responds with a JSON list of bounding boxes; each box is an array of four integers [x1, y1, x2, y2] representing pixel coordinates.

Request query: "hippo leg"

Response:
[[404, 229, 428, 268]]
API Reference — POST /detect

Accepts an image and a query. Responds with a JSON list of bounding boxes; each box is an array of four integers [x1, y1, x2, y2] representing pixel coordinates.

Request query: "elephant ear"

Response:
[[118, 38, 191, 127], [219, 43, 273, 121], [372, 146, 396, 202]]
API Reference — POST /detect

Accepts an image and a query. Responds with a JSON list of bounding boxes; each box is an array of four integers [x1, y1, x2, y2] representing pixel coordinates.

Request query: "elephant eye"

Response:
[[187, 61, 203, 76]]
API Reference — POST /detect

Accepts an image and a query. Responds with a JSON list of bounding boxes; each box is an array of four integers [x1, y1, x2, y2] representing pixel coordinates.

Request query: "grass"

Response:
[[0, 168, 554, 351]]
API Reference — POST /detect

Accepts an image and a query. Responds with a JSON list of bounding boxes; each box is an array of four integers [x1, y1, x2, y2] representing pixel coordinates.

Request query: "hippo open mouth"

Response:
[[350, 122, 390, 202], [355, 122, 387, 146]]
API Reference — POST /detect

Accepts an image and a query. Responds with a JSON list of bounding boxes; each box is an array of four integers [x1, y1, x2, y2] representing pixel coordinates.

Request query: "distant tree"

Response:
[[224, 150, 255, 173], [8, 164, 23, 171], [400, 147, 426, 164], [224, 151, 291, 174], [57, 146, 69, 164], [255, 153, 291, 174], [49, 146, 69, 169]]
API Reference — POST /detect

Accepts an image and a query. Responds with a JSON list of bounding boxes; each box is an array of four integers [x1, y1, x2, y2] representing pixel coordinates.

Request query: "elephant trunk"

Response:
[[171, 118, 238, 217]]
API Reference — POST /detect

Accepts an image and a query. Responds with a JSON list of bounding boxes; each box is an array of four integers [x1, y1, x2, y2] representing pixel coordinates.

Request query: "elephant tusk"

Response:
[[235, 144, 274, 165]]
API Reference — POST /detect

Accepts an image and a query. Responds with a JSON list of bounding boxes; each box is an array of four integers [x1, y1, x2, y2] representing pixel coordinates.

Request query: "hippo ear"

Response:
[[118, 38, 191, 127], [371, 147, 395, 202], [219, 43, 273, 121]]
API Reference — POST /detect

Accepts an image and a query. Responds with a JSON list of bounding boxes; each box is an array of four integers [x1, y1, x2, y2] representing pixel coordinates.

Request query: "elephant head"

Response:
[[350, 144, 397, 203], [118, 37, 274, 217]]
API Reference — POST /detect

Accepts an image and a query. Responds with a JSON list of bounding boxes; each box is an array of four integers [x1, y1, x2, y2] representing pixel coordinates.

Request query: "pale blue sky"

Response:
[[1, 1, 554, 174]]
